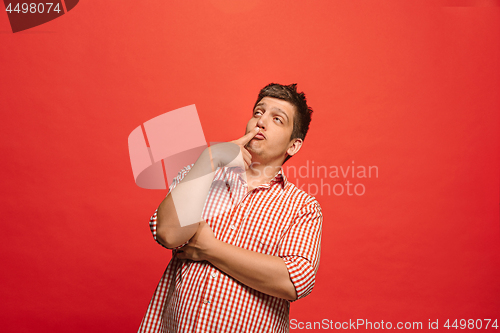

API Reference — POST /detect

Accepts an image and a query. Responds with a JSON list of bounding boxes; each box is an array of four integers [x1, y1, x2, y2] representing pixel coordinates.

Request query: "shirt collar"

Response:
[[271, 167, 288, 189], [227, 166, 288, 190]]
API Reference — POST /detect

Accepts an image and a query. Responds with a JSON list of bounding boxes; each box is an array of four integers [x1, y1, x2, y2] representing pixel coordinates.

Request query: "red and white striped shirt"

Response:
[[139, 165, 323, 333]]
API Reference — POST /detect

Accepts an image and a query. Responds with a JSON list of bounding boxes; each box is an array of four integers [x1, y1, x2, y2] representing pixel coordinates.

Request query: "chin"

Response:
[[247, 145, 263, 156]]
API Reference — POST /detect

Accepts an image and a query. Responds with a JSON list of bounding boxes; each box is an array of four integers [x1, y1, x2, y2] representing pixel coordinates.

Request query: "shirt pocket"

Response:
[[248, 231, 279, 255], [241, 210, 285, 255]]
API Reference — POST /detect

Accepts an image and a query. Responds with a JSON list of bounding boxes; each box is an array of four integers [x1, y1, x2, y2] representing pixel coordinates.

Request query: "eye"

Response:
[[274, 117, 283, 124], [254, 110, 263, 116]]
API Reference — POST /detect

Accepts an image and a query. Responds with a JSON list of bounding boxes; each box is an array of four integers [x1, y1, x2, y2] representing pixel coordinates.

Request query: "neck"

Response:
[[245, 156, 283, 190]]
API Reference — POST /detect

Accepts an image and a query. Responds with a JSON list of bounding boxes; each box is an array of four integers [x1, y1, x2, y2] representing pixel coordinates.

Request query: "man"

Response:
[[138, 83, 323, 333]]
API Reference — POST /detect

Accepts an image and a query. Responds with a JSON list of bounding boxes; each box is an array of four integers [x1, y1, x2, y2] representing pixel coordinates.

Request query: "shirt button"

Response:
[[203, 299, 211, 304], [229, 224, 236, 230], [211, 271, 218, 278]]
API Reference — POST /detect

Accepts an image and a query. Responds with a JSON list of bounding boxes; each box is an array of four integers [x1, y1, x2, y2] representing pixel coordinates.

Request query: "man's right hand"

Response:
[[212, 127, 259, 170]]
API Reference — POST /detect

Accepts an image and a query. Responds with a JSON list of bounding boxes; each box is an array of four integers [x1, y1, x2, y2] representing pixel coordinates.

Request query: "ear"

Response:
[[286, 138, 303, 157]]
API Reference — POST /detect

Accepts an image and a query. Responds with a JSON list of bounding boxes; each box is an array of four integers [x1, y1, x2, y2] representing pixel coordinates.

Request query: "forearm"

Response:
[[156, 149, 215, 248], [156, 195, 200, 248], [206, 240, 297, 301], [155, 133, 256, 248]]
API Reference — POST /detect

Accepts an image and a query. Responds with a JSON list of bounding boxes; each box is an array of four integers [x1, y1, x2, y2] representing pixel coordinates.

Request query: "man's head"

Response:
[[245, 83, 313, 165], [255, 83, 313, 144]]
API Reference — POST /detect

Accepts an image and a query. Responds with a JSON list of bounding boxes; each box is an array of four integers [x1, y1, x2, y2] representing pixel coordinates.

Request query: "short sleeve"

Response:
[[149, 164, 194, 249], [279, 199, 323, 300]]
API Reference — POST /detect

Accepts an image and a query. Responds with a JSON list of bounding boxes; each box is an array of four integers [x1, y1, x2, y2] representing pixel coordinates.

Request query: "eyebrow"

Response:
[[255, 102, 290, 123]]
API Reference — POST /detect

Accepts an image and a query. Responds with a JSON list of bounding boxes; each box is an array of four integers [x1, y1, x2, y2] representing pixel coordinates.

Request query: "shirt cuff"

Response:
[[282, 255, 316, 301]]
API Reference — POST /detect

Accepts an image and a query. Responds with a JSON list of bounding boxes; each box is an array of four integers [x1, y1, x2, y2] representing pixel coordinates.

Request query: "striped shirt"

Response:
[[138, 165, 323, 333]]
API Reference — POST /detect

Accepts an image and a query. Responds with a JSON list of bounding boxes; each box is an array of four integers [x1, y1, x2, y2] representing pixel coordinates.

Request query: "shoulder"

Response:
[[283, 181, 323, 215], [172, 164, 195, 179], [179, 163, 195, 173], [168, 164, 195, 190]]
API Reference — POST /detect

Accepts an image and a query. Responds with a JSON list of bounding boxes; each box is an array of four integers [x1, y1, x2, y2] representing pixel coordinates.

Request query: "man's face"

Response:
[[245, 96, 300, 164]]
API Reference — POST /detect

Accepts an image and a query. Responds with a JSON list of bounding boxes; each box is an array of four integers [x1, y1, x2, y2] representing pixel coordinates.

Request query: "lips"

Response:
[[255, 132, 265, 140]]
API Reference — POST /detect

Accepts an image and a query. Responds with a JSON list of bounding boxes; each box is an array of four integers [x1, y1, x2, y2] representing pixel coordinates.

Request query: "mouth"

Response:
[[254, 132, 266, 140]]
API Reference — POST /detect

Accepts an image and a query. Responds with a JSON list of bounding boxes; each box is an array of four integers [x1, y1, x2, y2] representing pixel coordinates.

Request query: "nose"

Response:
[[256, 113, 267, 129]]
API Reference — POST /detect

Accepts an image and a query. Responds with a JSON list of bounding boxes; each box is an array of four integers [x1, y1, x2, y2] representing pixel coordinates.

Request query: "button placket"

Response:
[[230, 193, 255, 249], [226, 184, 253, 236]]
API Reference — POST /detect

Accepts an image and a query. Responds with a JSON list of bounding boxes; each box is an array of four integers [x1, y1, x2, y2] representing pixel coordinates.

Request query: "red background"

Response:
[[1, 1, 499, 332]]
